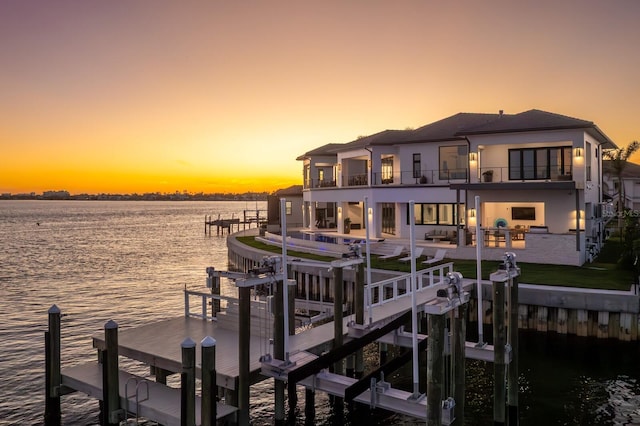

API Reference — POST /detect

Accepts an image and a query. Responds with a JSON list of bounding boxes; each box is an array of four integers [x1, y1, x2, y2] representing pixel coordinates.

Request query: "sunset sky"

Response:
[[1, 1, 639, 195]]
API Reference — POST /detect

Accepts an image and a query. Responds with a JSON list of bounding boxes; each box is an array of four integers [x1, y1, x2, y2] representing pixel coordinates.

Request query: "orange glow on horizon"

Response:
[[1, 1, 638, 195]]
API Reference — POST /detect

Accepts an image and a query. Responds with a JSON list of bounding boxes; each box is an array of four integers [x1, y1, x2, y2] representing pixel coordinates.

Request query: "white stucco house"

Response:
[[296, 109, 617, 266], [603, 160, 640, 212]]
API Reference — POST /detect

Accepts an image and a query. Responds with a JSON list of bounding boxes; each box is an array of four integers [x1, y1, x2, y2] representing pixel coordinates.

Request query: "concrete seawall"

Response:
[[228, 230, 640, 341]]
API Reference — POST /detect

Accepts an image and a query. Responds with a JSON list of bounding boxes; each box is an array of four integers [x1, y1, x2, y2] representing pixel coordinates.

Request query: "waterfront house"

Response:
[[603, 159, 640, 212], [266, 185, 304, 232], [296, 109, 617, 266]]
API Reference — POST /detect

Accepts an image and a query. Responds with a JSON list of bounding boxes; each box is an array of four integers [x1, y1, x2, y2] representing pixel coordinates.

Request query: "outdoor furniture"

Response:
[[398, 247, 424, 263], [378, 245, 405, 260], [422, 249, 447, 265]]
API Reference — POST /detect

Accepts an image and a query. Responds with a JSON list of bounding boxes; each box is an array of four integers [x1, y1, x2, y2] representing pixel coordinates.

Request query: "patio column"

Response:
[[309, 202, 317, 230]]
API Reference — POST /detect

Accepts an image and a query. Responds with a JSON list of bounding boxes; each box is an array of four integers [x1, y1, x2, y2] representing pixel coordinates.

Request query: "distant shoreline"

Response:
[[0, 192, 268, 202]]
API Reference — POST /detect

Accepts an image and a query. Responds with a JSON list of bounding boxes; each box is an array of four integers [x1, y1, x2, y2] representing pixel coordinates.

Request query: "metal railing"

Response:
[[184, 289, 233, 321], [478, 166, 573, 182], [368, 262, 454, 307]]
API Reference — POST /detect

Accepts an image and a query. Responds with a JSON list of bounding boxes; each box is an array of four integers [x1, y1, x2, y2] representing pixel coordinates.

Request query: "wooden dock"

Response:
[[204, 210, 267, 235], [49, 259, 515, 425]]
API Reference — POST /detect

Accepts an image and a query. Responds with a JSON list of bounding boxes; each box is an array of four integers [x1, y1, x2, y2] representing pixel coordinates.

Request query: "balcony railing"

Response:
[[371, 169, 468, 186], [304, 178, 338, 189], [478, 166, 573, 183]]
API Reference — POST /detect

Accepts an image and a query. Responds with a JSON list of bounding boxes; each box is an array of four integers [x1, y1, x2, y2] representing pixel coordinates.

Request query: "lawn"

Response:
[[236, 236, 634, 291]]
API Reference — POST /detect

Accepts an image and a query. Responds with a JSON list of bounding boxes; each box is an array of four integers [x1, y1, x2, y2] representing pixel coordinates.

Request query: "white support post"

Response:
[[364, 196, 373, 325], [475, 195, 484, 344], [409, 200, 419, 397], [280, 198, 290, 363]]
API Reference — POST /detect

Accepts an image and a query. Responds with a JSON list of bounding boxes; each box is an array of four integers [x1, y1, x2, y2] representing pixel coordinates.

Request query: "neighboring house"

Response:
[[602, 160, 640, 212], [296, 109, 617, 266], [266, 185, 304, 232]]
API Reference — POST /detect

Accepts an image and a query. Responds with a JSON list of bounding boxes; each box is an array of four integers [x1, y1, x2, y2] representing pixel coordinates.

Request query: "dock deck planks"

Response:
[[61, 362, 237, 425]]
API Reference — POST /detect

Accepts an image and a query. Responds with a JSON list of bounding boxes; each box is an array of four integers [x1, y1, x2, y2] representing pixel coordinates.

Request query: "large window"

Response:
[[509, 146, 572, 180], [381, 157, 394, 183], [439, 146, 468, 180], [413, 153, 421, 178], [382, 203, 395, 234], [410, 203, 464, 225]]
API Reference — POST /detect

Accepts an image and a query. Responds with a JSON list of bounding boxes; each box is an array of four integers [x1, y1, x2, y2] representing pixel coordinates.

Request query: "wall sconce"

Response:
[[469, 152, 478, 162], [469, 208, 476, 218], [574, 147, 583, 158], [337, 163, 342, 172], [368, 207, 373, 218], [367, 160, 371, 169], [338, 207, 342, 215]]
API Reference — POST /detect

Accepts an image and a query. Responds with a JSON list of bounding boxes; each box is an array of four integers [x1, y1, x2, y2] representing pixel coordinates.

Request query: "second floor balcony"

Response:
[[303, 165, 587, 189]]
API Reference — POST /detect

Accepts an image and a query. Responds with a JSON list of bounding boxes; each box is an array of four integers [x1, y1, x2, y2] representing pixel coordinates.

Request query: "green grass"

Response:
[[236, 236, 634, 291]]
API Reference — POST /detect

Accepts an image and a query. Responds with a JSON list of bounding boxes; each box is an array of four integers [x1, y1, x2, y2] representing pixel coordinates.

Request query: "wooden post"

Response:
[[453, 304, 467, 425], [207, 267, 220, 318], [44, 305, 61, 426], [332, 265, 344, 409], [274, 279, 286, 423], [508, 275, 520, 425], [379, 342, 388, 365], [201, 336, 217, 426], [238, 286, 251, 426], [493, 280, 506, 425], [103, 320, 122, 426], [333, 266, 344, 376], [181, 337, 196, 426], [426, 313, 445, 426], [304, 388, 316, 424]]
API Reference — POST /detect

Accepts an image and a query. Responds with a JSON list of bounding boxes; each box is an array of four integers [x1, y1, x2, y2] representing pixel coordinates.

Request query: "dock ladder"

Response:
[[123, 377, 150, 425]]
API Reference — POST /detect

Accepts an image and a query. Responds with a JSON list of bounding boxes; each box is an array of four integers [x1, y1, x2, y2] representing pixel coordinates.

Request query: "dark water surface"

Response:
[[1, 200, 639, 425]]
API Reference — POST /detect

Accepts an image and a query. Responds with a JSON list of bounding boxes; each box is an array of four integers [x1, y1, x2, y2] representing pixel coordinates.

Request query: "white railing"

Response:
[[185, 262, 454, 321], [368, 262, 454, 307], [184, 289, 233, 321]]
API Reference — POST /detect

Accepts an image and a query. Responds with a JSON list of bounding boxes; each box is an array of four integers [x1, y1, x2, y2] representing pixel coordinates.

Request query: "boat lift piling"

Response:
[[103, 320, 123, 426], [44, 305, 61, 426], [200, 336, 217, 426], [490, 252, 520, 426], [180, 338, 196, 426]]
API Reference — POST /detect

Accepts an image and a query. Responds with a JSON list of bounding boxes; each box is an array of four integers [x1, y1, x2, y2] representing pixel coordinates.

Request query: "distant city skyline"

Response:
[[1, 1, 639, 194]]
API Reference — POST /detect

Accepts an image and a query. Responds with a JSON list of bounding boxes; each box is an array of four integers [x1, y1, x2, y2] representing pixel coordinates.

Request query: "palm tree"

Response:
[[603, 140, 640, 228]]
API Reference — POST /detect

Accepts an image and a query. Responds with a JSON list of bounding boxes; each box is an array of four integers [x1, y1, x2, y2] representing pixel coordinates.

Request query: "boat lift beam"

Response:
[[287, 309, 412, 387], [344, 336, 428, 402]]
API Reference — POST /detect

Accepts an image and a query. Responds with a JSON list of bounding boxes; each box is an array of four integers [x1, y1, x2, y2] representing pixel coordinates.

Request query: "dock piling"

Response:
[[453, 304, 467, 425], [492, 279, 507, 425], [333, 265, 345, 376], [426, 313, 445, 426], [181, 337, 196, 426], [102, 320, 123, 426], [274, 277, 286, 424], [238, 286, 251, 426], [44, 305, 61, 426], [201, 336, 217, 426], [507, 267, 520, 425]]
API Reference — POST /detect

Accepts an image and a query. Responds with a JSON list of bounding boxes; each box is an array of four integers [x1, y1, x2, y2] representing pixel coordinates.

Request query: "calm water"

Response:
[[0, 200, 639, 425]]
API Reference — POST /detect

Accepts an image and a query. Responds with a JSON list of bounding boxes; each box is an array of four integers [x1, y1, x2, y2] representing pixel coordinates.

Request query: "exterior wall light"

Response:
[[469, 152, 478, 162], [574, 147, 583, 158]]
